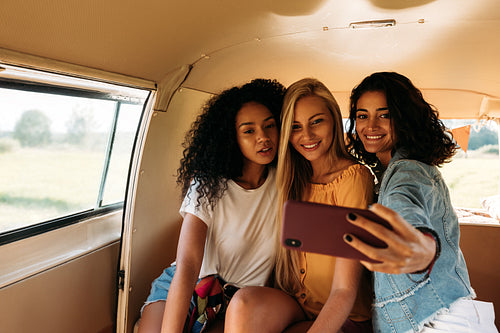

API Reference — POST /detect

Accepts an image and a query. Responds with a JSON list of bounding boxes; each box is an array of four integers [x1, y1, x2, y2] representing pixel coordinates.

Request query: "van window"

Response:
[[0, 65, 149, 242], [441, 119, 499, 209]]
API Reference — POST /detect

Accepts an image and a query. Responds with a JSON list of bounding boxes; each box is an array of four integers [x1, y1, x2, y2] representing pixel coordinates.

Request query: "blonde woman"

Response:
[[225, 78, 374, 333]]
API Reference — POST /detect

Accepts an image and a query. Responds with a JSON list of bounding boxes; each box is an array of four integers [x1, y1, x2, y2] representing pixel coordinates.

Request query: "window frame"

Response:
[[0, 75, 150, 245]]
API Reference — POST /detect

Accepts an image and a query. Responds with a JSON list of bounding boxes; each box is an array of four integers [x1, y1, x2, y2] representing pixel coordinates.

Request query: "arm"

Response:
[[345, 162, 438, 274], [345, 203, 436, 274], [307, 259, 363, 333], [161, 213, 207, 333]]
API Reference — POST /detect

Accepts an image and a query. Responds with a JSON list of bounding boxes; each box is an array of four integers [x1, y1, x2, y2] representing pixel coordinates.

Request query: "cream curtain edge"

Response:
[[0, 47, 156, 90]]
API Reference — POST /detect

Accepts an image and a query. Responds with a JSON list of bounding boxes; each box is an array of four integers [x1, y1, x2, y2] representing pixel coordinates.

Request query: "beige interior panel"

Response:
[[123, 88, 211, 332], [0, 242, 119, 333], [183, 16, 500, 99], [459, 224, 500, 328], [0, 0, 499, 108], [0, 48, 155, 90]]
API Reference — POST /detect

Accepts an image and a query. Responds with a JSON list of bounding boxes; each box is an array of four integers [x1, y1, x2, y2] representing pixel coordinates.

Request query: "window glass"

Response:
[[441, 119, 499, 208], [101, 103, 143, 206], [0, 75, 148, 235]]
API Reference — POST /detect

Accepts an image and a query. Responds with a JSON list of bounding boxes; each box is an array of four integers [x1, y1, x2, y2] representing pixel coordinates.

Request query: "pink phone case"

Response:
[[281, 200, 391, 262]]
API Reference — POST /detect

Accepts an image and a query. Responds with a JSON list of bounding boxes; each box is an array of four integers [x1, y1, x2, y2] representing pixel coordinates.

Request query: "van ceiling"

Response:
[[1, 0, 499, 117]]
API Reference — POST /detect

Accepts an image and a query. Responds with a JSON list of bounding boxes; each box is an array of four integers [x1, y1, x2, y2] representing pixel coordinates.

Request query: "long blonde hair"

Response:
[[275, 78, 352, 294]]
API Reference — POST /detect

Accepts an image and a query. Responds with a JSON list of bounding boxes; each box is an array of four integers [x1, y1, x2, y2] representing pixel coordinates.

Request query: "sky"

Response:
[[0, 88, 144, 134]]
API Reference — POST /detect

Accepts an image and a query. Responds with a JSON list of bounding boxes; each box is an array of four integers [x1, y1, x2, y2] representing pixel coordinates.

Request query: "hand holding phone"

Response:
[[281, 200, 392, 262]]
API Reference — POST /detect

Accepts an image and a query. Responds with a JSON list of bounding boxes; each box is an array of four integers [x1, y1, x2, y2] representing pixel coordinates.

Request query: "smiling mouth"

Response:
[[259, 147, 272, 153], [302, 142, 319, 149], [366, 135, 383, 140]]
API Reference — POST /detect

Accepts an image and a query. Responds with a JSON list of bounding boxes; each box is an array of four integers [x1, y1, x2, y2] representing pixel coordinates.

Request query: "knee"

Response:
[[225, 286, 303, 333], [225, 287, 266, 331], [226, 286, 262, 316]]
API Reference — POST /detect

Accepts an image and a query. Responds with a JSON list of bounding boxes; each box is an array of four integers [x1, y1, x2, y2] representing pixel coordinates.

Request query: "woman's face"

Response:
[[289, 95, 334, 165], [355, 90, 395, 167], [235, 102, 279, 168]]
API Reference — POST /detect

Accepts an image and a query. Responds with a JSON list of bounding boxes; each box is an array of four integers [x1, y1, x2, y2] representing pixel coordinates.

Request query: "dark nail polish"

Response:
[[348, 213, 357, 221], [345, 234, 353, 242]]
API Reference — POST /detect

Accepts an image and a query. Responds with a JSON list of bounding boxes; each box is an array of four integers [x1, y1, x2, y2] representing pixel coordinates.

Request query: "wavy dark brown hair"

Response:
[[346, 72, 457, 167], [177, 78, 285, 207]]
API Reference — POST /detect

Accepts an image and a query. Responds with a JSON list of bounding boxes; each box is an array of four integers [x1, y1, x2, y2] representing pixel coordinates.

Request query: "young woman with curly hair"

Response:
[[344, 72, 497, 332], [225, 78, 374, 333], [138, 78, 286, 333]]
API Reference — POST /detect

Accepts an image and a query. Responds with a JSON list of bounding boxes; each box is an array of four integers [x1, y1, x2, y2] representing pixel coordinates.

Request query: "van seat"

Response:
[[459, 223, 500, 329], [130, 224, 498, 331]]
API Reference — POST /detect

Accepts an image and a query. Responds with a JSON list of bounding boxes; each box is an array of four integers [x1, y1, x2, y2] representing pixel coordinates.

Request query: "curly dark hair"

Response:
[[177, 78, 286, 207], [346, 72, 457, 167]]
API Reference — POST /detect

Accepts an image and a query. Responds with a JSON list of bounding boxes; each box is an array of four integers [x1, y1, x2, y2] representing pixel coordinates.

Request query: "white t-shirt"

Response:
[[179, 168, 278, 287]]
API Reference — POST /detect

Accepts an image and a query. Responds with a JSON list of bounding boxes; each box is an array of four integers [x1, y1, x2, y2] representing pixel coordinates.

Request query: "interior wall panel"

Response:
[[0, 242, 120, 333], [124, 87, 210, 332]]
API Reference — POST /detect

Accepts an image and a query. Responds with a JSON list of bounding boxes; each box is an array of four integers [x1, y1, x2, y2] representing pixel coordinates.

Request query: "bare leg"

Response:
[[225, 286, 306, 333], [138, 301, 165, 333]]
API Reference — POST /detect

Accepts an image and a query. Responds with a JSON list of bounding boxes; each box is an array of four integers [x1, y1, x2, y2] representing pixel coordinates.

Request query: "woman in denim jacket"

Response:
[[344, 72, 497, 332]]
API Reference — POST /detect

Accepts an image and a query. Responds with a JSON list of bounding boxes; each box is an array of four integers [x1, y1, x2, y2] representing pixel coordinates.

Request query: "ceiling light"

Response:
[[349, 19, 396, 29]]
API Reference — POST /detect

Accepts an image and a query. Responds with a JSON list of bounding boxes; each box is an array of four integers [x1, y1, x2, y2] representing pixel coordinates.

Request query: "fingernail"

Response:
[[348, 213, 357, 221], [344, 234, 353, 242]]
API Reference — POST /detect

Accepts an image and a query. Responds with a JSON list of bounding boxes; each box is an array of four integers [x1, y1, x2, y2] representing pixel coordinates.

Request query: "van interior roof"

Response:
[[1, 0, 499, 118]]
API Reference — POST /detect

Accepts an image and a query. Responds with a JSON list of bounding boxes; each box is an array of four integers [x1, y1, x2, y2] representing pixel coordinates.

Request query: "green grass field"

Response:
[[0, 147, 129, 233], [439, 155, 500, 208]]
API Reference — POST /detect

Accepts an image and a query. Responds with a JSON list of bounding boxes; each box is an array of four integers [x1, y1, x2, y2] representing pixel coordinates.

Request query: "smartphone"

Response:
[[281, 200, 392, 262]]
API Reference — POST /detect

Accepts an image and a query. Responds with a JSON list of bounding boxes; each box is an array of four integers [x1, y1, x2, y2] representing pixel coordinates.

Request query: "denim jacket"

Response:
[[373, 150, 475, 333]]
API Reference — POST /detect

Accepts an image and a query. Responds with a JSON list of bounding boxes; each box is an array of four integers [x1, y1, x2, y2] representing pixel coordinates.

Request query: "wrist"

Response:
[[412, 227, 441, 275]]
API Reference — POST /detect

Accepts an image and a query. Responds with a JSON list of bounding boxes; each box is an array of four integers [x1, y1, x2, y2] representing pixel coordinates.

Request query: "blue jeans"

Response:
[[141, 265, 177, 314]]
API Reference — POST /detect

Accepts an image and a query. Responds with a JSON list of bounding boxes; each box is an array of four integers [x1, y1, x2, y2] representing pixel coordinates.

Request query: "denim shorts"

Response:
[[420, 299, 497, 333], [141, 265, 177, 314]]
